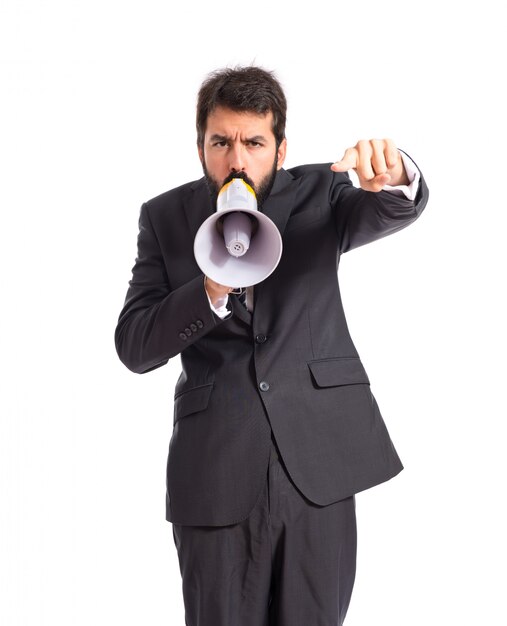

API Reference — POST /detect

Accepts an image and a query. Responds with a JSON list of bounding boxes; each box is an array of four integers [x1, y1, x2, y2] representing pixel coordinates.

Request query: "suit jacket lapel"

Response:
[[230, 293, 252, 325], [258, 168, 301, 238], [252, 170, 301, 323]]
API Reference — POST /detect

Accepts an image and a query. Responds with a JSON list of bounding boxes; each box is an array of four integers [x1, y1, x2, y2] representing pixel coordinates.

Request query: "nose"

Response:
[[228, 143, 246, 173]]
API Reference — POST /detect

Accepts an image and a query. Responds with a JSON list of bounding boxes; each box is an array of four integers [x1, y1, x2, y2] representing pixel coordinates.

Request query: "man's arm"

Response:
[[114, 202, 230, 374], [330, 140, 429, 253]]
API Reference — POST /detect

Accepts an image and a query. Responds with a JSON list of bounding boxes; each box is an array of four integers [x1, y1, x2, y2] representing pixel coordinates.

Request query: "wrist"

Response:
[[204, 276, 229, 307]]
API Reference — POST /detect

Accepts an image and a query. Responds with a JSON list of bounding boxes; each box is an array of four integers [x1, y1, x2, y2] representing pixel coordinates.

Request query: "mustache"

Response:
[[221, 171, 256, 192]]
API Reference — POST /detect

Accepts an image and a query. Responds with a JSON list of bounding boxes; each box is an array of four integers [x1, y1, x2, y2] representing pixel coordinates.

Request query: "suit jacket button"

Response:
[[255, 333, 267, 343], [259, 381, 270, 392], [184, 327, 192, 336], [196, 319, 204, 328], [190, 323, 197, 332], [179, 332, 188, 341]]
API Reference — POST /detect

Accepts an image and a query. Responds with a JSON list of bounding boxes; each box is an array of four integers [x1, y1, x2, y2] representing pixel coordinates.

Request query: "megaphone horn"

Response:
[[193, 178, 283, 288]]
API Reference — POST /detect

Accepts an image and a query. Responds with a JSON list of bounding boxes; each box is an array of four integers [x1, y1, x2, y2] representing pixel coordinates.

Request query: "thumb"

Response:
[[359, 172, 392, 193], [375, 173, 391, 186]]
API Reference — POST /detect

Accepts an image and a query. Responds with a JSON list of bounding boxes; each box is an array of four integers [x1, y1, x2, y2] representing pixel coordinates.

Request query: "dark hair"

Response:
[[196, 66, 287, 149]]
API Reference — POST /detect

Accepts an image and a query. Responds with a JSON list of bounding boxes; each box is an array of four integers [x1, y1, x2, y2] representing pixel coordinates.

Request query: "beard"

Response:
[[202, 155, 279, 210]]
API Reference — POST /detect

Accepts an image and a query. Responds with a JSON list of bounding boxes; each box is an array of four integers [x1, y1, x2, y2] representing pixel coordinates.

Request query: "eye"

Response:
[[212, 140, 228, 147], [247, 141, 262, 147]]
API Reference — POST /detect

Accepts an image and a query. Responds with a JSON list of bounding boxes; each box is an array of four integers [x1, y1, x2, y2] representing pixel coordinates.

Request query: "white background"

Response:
[[1, 0, 506, 624]]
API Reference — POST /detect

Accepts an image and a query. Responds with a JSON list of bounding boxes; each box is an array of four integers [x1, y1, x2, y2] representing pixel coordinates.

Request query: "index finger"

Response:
[[330, 147, 359, 173]]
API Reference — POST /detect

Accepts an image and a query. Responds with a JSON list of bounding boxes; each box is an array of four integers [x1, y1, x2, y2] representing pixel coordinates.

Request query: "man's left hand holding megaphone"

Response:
[[203, 276, 235, 308], [194, 178, 283, 303]]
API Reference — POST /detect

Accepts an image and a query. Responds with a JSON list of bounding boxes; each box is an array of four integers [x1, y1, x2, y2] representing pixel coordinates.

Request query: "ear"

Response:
[[197, 144, 204, 164], [276, 138, 287, 170]]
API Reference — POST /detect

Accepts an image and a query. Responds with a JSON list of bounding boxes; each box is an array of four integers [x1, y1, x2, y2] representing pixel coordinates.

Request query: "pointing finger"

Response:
[[330, 147, 358, 172]]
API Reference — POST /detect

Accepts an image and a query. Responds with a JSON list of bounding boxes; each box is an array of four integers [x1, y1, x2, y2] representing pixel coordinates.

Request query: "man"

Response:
[[115, 66, 429, 626]]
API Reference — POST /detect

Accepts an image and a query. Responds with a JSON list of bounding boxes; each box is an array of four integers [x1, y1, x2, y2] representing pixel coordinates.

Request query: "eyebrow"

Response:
[[209, 134, 268, 143]]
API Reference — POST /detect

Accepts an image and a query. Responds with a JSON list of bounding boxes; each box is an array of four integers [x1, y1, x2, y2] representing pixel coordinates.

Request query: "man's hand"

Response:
[[204, 276, 234, 308], [331, 139, 409, 192]]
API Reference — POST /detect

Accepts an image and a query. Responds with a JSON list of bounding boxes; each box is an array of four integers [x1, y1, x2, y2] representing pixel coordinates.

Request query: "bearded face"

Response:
[[197, 107, 287, 211]]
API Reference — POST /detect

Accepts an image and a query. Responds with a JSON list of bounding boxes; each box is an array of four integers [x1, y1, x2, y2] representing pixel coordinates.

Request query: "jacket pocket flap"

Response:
[[174, 383, 213, 422], [308, 357, 370, 387]]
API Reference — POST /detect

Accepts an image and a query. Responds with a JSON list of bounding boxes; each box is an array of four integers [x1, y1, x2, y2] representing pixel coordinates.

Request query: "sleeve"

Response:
[[332, 150, 429, 254], [114, 202, 231, 374]]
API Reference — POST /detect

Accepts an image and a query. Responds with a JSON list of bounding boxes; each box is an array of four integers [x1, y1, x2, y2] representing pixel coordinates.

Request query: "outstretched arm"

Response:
[[330, 139, 429, 253]]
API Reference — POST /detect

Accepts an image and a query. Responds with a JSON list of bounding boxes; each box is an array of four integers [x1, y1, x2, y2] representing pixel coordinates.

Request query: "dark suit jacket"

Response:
[[115, 157, 429, 526]]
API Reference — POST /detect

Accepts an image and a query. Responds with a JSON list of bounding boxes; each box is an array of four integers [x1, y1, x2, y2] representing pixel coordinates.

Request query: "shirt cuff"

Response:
[[382, 150, 421, 201], [204, 277, 231, 319]]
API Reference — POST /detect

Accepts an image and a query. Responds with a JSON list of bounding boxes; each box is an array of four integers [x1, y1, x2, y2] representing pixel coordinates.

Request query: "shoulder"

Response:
[[142, 177, 207, 218], [144, 177, 204, 208], [284, 163, 351, 197], [287, 162, 334, 176], [286, 162, 350, 184]]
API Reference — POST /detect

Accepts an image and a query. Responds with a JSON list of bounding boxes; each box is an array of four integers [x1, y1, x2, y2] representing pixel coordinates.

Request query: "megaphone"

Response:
[[193, 178, 283, 288]]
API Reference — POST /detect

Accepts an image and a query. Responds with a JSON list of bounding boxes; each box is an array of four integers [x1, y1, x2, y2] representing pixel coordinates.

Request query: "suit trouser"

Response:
[[171, 432, 357, 626]]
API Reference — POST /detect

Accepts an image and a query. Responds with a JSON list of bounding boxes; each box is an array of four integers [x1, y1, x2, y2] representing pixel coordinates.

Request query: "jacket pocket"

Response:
[[173, 383, 214, 424], [307, 357, 370, 387]]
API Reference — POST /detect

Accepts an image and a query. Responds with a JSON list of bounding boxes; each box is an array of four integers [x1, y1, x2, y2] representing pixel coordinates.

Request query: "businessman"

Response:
[[114, 65, 429, 626]]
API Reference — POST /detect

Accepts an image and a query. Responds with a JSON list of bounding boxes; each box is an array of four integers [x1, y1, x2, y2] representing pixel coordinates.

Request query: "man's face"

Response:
[[198, 106, 287, 208]]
